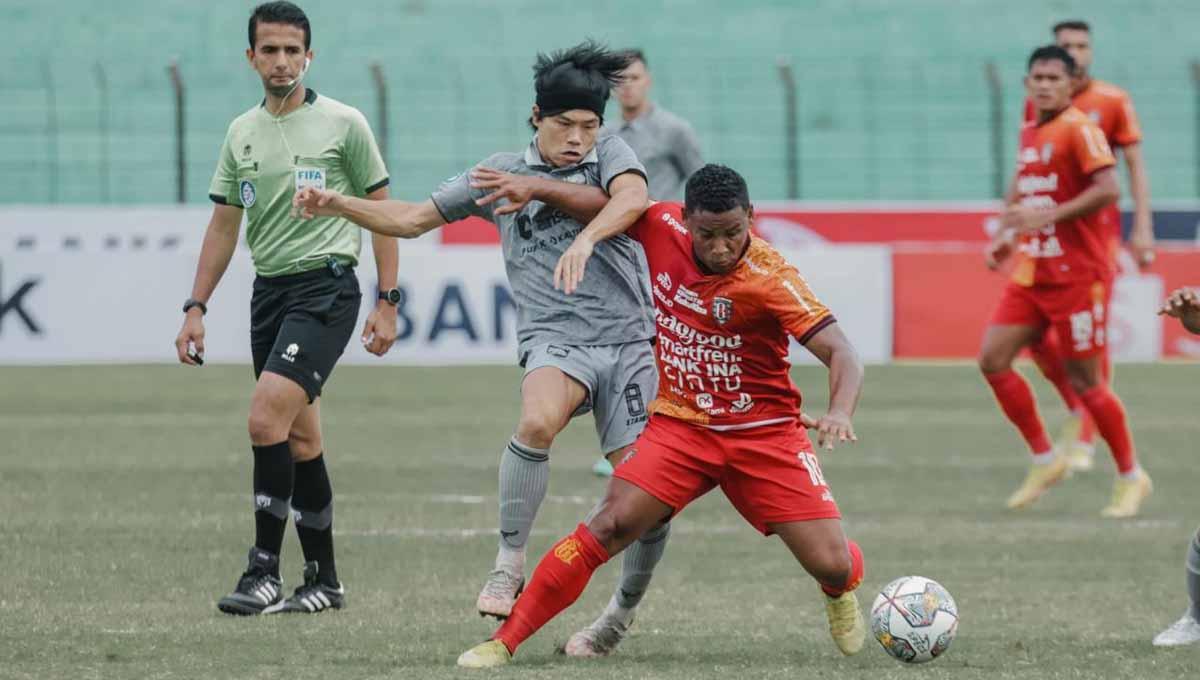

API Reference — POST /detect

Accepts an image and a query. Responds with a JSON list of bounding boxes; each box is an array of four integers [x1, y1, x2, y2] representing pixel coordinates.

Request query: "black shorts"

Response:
[[251, 265, 361, 402]]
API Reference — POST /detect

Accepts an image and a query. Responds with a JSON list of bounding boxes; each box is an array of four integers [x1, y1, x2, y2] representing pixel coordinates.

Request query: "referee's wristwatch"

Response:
[[378, 288, 403, 306], [182, 298, 207, 315]]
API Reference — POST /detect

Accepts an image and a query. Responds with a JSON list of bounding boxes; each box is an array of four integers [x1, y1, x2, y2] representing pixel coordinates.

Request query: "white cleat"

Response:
[[1153, 613, 1200, 647], [476, 568, 524, 619], [562, 613, 633, 657]]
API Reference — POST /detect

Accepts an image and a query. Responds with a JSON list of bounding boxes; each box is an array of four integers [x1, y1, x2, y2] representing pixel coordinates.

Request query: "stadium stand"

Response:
[[0, 0, 1196, 203]]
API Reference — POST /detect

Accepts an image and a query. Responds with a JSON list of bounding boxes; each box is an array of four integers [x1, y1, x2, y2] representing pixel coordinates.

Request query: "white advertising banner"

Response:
[[1107, 273, 1163, 362], [0, 247, 893, 366], [779, 246, 892, 365]]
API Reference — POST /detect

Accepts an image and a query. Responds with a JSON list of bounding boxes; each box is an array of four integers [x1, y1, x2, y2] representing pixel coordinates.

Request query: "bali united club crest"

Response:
[[712, 296, 733, 325]]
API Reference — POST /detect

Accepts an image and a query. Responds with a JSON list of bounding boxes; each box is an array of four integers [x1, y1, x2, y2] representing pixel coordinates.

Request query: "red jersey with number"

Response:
[[1010, 106, 1117, 287], [627, 202, 835, 430], [1022, 80, 1141, 251]]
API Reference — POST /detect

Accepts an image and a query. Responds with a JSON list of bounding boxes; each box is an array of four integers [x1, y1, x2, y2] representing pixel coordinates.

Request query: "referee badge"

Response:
[[239, 179, 257, 207], [713, 296, 733, 325]]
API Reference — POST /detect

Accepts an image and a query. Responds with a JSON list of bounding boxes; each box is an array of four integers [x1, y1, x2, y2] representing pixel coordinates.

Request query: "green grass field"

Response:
[[1, 363, 1197, 679]]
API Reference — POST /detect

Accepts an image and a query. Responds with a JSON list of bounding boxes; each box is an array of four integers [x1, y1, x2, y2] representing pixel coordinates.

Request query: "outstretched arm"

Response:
[[293, 188, 445, 239], [469, 167, 610, 224], [801, 322, 864, 451], [555, 172, 649, 293]]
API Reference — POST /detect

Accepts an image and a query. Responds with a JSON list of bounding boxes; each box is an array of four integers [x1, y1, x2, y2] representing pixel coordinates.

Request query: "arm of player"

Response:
[[361, 185, 399, 357], [174, 203, 243, 366], [1001, 167, 1119, 234], [1159, 287, 1200, 335], [293, 187, 446, 239], [802, 323, 865, 451], [555, 172, 650, 294], [1122, 143, 1155, 268], [469, 167, 609, 224], [985, 172, 1022, 270]]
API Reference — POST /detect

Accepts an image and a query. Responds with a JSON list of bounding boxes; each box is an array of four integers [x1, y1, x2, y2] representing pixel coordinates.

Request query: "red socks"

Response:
[[1030, 334, 1100, 445], [820, 540, 865, 597], [1078, 385, 1137, 475], [1077, 354, 1113, 446], [1030, 333, 1082, 414], [494, 524, 611, 654], [985, 369, 1053, 455]]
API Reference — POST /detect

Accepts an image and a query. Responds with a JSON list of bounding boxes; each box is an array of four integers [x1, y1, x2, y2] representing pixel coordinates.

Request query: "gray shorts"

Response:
[[521, 340, 658, 454]]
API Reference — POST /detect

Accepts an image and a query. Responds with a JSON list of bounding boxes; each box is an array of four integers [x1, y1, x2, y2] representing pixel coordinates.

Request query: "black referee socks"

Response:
[[293, 454, 338, 587], [251, 441, 294, 570]]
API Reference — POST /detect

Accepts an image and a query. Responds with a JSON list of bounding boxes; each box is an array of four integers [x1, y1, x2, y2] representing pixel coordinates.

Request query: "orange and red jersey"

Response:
[[1010, 106, 1117, 287], [1023, 79, 1141, 250], [1022, 79, 1142, 148], [627, 202, 835, 429]]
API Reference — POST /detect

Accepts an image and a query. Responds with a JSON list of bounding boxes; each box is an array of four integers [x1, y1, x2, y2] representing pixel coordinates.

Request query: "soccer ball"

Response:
[[870, 576, 959, 664]]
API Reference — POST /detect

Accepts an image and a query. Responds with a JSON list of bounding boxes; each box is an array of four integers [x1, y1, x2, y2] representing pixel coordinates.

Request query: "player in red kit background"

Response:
[[981, 45, 1151, 518], [456, 164, 867, 668], [1014, 20, 1155, 474]]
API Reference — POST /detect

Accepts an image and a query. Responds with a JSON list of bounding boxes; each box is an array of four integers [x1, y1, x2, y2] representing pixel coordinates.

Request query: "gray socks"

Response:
[[495, 437, 550, 574], [611, 521, 671, 615], [1188, 528, 1200, 621]]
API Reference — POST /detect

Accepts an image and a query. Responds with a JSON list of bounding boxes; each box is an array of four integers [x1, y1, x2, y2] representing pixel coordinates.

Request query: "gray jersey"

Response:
[[602, 104, 704, 200], [431, 135, 655, 358]]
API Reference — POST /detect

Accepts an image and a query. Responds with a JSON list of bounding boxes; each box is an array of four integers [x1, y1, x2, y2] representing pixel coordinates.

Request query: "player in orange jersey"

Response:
[[981, 46, 1150, 518], [456, 164, 867, 668], [1016, 20, 1155, 473]]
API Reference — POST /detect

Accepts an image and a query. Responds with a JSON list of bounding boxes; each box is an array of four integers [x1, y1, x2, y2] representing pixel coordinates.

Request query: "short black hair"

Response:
[[619, 49, 647, 69], [528, 40, 631, 129], [1027, 44, 1076, 74], [249, 2, 311, 50], [1052, 20, 1090, 35], [684, 164, 751, 216]]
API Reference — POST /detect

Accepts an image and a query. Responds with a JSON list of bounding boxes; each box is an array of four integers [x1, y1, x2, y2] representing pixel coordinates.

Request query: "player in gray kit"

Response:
[[293, 42, 670, 653]]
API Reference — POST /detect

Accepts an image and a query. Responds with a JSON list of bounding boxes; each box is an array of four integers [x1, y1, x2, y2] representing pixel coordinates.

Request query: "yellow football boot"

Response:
[[457, 640, 512, 668], [824, 590, 865, 656], [1063, 441, 1095, 473], [1055, 415, 1094, 474], [1005, 454, 1070, 509], [1100, 470, 1153, 518]]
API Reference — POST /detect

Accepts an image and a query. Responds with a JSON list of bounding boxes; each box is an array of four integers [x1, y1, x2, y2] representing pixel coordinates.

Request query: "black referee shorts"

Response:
[[250, 265, 361, 402]]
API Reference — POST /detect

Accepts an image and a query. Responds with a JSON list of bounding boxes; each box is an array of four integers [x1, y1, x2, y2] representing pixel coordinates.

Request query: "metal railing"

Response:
[[3, 56, 1196, 204]]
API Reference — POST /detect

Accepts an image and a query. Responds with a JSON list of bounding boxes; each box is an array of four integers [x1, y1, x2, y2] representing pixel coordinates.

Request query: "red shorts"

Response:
[[612, 415, 841, 535], [990, 280, 1110, 359]]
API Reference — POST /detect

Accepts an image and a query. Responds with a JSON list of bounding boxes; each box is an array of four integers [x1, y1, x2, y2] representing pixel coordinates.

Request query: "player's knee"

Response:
[[1067, 371, 1099, 393], [586, 509, 619, 546], [1064, 362, 1100, 393], [586, 507, 640, 553], [515, 411, 561, 450], [288, 431, 322, 462], [811, 546, 853, 588], [247, 405, 288, 445], [977, 348, 1008, 375]]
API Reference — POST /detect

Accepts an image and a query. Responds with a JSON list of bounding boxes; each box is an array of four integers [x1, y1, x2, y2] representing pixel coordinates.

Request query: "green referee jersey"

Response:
[[208, 89, 389, 277]]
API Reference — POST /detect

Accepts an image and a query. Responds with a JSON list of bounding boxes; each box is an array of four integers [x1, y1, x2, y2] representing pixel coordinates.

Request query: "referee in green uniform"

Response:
[[173, 2, 399, 615]]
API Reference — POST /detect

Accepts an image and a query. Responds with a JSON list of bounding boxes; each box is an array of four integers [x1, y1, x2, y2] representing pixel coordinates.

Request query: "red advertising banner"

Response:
[[1153, 249, 1200, 359], [893, 245, 1200, 359], [753, 205, 996, 245]]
